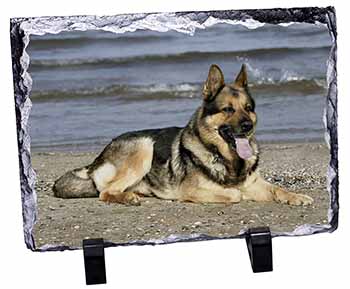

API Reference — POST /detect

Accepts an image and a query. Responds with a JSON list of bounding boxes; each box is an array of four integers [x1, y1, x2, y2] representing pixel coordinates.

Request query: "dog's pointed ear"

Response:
[[202, 64, 225, 101], [234, 64, 248, 88]]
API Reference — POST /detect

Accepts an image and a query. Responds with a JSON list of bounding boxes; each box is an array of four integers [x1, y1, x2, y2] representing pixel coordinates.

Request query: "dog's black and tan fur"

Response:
[[53, 64, 313, 206]]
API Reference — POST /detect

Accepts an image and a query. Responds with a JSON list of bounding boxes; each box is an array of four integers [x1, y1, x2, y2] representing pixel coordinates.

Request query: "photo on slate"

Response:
[[27, 16, 332, 248]]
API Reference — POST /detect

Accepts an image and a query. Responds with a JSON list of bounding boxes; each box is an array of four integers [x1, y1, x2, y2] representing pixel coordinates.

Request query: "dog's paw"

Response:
[[99, 191, 112, 202], [99, 191, 141, 206], [123, 191, 141, 206], [287, 193, 314, 206]]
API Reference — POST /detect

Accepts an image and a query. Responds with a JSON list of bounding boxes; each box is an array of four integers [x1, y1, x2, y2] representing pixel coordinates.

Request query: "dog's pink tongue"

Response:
[[235, 138, 253, 159]]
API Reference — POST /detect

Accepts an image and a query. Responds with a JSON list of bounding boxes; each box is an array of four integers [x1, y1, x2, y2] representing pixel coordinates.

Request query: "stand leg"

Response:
[[245, 227, 273, 273], [83, 238, 107, 285]]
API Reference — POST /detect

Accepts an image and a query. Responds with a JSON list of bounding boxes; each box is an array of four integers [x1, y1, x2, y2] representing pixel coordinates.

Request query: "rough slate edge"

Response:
[[9, 6, 337, 252]]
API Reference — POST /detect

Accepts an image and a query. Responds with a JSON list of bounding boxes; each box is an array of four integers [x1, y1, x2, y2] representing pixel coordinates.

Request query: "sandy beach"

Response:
[[31, 142, 330, 249]]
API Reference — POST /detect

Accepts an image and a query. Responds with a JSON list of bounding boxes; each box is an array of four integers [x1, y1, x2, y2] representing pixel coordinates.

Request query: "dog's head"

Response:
[[199, 64, 257, 160]]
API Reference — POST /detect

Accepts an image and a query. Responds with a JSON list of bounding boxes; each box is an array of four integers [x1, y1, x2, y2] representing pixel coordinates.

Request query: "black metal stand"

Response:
[[245, 227, 273, 273], [81, 228, 272, 284], [83, 238, 107, 285]]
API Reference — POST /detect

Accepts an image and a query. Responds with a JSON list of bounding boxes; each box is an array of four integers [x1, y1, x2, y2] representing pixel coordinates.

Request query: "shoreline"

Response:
[[31, 137, 327, 154], [31, 141, 330, 248]]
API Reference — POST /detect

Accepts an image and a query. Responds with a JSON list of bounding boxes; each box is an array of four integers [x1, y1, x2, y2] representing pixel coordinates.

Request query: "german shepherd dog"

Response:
[[53, 64, 313, 206]]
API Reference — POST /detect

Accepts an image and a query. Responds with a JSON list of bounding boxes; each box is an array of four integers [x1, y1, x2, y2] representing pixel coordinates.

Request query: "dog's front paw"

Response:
[[123, 191, 141, 206], [99, 191, 141, 206], [99, 191, 112, 202], [287, 193, 314, 206], [274, 188, 314, 206]]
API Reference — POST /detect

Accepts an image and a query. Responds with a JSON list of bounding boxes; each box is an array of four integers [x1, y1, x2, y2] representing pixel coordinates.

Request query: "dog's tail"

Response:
[[52, 167, 99, 198]]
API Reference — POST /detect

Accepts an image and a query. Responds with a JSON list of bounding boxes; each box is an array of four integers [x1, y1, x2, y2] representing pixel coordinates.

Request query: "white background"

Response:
[[1, 0, 349, 288]]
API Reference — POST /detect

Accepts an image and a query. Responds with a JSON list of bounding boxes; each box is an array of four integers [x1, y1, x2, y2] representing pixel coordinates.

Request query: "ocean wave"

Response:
[[31, 83, 200, 101], [29, 46, 331, 70], [250, 79, 327, 96], [29, 34, 176, 50], [31, 78, 327, 102]]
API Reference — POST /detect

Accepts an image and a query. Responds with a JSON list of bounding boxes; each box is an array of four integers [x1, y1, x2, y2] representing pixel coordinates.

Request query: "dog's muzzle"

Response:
[[218, 124, 238, 148], [218, 124, 254, 160], [240, 120, 253, 134]]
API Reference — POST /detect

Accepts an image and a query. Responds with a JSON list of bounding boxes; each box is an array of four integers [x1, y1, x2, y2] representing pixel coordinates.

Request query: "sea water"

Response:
[[27, 22, 332, 151]]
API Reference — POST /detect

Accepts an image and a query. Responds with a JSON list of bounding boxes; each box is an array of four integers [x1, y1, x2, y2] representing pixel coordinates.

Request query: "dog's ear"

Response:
[[202, 64, 225, 101], [234, 64, 248, 88]]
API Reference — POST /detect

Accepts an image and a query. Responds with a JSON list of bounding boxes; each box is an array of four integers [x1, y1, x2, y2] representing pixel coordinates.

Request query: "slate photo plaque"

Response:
[[10, 6, 337, 251]]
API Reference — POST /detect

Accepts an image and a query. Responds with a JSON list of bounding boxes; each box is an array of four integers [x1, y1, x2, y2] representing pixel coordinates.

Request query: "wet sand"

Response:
[[31, 142, 330, 249]]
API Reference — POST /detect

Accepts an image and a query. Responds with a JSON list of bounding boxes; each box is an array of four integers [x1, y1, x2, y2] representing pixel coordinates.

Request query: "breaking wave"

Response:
[[31, 78, 327, 102], [29, 46, 330, 70]]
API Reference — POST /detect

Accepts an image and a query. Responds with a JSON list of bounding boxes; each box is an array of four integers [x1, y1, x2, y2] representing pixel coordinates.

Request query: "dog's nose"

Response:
[[240, 120, 253, 133]]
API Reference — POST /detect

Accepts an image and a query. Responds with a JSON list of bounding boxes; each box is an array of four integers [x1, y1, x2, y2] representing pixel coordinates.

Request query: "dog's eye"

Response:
[[222, 107, 235, 113]]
